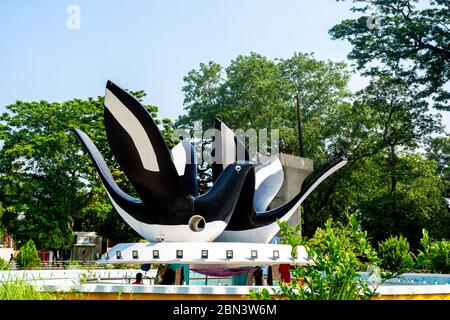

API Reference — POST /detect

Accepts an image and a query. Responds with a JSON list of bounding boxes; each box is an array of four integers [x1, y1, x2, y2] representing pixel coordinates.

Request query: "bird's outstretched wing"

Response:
[[103, 81, 192, 210], [231, 158, 348, 230], [253, 156, 284, 211], [219, 159, 347, 243], [212, 118, 283, 210], [73, 128, 143, 215], [212, 118, 250, 182]]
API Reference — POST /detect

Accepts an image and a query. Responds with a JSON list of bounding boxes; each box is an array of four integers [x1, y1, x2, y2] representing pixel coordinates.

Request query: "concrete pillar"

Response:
[[268, 153, 314, 227], [174, 268, 183, 285]]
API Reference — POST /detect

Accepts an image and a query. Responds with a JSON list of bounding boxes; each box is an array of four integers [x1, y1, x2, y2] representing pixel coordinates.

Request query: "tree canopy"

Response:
[[176, 52, 351, 157], [330, 0, 450, 111]]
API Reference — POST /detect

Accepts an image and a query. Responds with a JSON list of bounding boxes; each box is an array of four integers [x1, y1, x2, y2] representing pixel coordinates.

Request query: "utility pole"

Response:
[[296, 90, 305, 158], [296, 90, 305, 238]]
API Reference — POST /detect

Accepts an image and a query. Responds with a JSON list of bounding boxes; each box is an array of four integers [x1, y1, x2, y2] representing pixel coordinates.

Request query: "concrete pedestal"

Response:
[[268, 153, 314, 228]]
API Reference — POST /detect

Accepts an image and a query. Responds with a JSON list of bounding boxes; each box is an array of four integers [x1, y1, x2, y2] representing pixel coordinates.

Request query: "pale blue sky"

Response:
[[0, 0, 448, 130]]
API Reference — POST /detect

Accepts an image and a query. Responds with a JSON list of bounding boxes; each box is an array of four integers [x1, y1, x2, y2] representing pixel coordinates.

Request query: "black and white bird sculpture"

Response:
[[74, 80, 347, 244], [210, 120, 347, 243], [74, 81, 254, 242], [212, 118, 284, 213]]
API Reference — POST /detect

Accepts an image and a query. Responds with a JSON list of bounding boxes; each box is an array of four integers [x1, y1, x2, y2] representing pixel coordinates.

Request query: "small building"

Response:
[[70, 232, 102, 261]]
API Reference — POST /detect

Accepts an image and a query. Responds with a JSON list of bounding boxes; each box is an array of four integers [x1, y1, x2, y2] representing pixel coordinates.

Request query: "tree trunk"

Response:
[[296, 91, 305, 158], [389, 145, 397, 193], [296, 91, 307, 235]]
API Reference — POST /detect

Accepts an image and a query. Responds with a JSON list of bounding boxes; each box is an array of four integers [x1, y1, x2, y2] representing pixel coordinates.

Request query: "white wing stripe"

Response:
[[171, 142, 187, 176], [255, 159, 283, 189], [221, 123, 236, 168], [105, 88, 159, 172]]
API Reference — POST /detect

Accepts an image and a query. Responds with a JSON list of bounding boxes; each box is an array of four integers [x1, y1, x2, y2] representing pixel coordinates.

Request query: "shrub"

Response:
[[306, 218, 377, 271], [416, 229, 450, 273], [252, 213, 382, 300], [16, 240, 41, 270], [378, 235, 414, 272], [428, 240, 450, 273]]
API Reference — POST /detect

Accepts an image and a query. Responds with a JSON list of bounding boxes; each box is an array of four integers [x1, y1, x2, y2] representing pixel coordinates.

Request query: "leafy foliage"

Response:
[[287, 216, 379, 300], [278, 221, 302, 258], [354, 153, 449, 247], [0, 201, 5, 235], [305, 214, 377, 271], [176, 52, 351, 157], [325, 1, 450, 244], [16, 239, 41, 270], [378, 235, 414, 272], [330, 0, 450, 111], [252, 214, 382, 300], [415, 229, 450, 274], [427, 135, 450, 199]]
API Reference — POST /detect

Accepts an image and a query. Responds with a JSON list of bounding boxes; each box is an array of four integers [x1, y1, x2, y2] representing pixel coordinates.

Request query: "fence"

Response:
[[7, 260, 115, 271], [0, 268, 235, 286]]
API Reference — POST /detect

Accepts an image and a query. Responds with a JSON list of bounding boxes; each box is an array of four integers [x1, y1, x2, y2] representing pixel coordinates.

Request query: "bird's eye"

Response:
[[235, 165, 241, 172]]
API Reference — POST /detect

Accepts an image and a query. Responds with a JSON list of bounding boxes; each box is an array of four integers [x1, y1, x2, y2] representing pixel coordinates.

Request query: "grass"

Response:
[[0, 278, 55, 300]]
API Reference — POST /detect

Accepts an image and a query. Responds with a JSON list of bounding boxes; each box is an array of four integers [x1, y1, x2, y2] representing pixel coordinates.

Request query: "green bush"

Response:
[[378, 235, 414, 272], [306, 218, 377, 271], [428, 240, 450, 273], [252, 213, 383, 300], [16, 240, 41, 270], [416, 229, 450, 273]]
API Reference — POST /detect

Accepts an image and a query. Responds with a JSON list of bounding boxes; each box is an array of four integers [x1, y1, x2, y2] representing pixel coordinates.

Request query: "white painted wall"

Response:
[[0, 248, 14, 262]]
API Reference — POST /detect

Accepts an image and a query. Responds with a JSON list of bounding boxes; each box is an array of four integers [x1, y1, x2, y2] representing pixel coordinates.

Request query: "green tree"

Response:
[[16, 239, 41, 269], [0, 90, 173, 250], [0, 201, 5, 236], [355, 153, 448, 247], [330, 0, 450, 111], [301, 76, 444, 237], [427, 135, 450, 198], [278, 52, 352, 157], [219, 53, 290, 135], [355, 76, 441, 192], [176, 52, 351, 157], [177, 61, 224, 130]]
